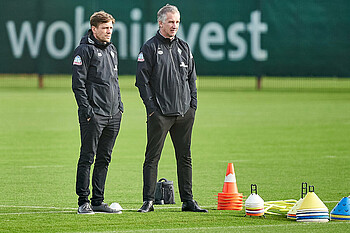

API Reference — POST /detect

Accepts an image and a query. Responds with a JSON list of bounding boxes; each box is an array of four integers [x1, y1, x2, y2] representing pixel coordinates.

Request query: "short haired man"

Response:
[[72, 11, 123, 214], [136, 4, 207, 213]]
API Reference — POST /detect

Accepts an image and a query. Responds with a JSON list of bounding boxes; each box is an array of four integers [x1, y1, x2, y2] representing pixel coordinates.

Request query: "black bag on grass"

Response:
[[154, 178, 175, 205]]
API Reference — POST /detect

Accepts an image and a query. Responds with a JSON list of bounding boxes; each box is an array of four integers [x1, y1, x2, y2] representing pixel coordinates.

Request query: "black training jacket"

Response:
[[72, 30, 123, 120], [135, 31, 197, 116]]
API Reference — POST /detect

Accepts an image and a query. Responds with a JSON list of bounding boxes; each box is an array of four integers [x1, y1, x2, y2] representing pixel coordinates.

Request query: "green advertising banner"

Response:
[[0, 0, 349, 76]]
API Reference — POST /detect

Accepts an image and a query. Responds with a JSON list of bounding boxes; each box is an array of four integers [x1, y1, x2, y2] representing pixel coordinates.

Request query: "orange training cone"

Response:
[[222, 163, 239, 194], [216, 163, 243, 211]]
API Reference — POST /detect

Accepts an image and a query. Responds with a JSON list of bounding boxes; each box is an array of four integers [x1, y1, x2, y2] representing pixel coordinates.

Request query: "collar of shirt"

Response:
[[159, 30, 175, 41]]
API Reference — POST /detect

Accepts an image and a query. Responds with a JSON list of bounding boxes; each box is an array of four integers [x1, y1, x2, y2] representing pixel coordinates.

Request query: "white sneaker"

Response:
[[92, 202, 122, 214], [77, 202, 95, 214]]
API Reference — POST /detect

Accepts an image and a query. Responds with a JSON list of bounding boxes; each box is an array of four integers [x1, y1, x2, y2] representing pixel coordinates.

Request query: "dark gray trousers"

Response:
[[76, 112, 122, 206], [142, 107, 195, 202]]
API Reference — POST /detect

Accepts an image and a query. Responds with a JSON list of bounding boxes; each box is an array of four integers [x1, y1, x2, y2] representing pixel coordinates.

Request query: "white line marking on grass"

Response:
[[219, 160, 251, 163], [123, 205, 217, 211], [0, 202, 339, 211], [114, 222, 350, 232], [22, 165, 65, 169], [0, 205, 218, 215], [0, 205, 76, 210], [0, 211, 75, 215], [324, 155, 336, 158], [0, 202, 341, 216]]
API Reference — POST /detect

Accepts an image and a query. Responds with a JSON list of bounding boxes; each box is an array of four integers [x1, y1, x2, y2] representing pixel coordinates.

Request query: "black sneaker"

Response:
[[137, 201, 154, 213], [92, 202, 122, 214], [77, 202, 95, 214]]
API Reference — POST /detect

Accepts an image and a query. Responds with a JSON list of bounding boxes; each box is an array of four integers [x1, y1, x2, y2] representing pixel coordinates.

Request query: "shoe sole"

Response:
[[77, 211, 95, 215], [182, 211, 208, 213], [137, 209, 154, 213], [93, 211, 122, 214], [182, 209, 208, 213]]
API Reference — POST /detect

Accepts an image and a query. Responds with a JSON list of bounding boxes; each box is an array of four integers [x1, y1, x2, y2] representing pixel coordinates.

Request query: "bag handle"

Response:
[[158, 178, 168, 182]]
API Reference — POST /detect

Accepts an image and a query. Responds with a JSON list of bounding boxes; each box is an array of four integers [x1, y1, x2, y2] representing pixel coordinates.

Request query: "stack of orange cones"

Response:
[[216, 163, 243, 210]]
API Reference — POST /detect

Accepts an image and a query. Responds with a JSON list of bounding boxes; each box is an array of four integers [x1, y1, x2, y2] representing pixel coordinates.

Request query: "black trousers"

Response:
[[76, 112, 122, 206], [142, 107, 195, 202]]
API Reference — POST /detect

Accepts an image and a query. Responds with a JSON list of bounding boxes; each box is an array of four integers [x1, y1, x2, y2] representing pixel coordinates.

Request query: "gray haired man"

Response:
[[135, 4, 207, 213]]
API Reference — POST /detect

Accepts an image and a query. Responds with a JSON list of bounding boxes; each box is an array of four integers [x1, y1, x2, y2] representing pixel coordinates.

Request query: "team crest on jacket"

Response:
[[73, 55, 82, 65], [137, 52, 144, 62]]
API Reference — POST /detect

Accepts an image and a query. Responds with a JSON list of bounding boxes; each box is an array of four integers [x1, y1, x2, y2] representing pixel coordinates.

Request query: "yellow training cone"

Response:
[[287, 198, 304, 219], [287, 182, 308, 220], [296, 186, 329, 222], [297, 192, 328, 210]]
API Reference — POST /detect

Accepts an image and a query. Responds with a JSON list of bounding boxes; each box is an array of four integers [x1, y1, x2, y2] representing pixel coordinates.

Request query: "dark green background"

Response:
[[0, 0, 349, 76]]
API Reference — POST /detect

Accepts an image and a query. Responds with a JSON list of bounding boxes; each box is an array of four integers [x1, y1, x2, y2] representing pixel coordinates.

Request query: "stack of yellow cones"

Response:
[[245, 184, 265, 217], [216, 163, 243, 210], [330, 195, 350, 221], [287, 182, 308, 219], [296, 186, 329, 222]]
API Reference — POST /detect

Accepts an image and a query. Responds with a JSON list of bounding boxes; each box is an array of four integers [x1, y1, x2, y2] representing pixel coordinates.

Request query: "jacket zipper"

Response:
[[108, 49, 115, 118], [169, 47, 184, 116]]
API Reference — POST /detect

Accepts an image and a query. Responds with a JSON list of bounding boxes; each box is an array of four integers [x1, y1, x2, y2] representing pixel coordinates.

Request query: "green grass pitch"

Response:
[[0, 76, 349, 232]]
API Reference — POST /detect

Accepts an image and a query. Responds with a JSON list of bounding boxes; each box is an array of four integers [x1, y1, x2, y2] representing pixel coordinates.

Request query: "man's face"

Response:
[[159, 12, 180, 39], [92, 21, 113, 43]]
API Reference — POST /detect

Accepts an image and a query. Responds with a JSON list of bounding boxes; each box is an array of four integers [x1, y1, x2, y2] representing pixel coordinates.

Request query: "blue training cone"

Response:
[[330, 196, 350, 221]]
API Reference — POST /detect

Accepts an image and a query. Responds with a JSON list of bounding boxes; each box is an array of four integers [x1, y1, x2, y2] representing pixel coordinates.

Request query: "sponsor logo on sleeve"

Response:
[[73, 55, 82, 65], [137, 52, 144, 62]]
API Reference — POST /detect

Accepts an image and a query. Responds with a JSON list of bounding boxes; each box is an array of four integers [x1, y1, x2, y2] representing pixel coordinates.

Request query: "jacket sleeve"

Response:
[[117, 83, 124, 113], [72, 45, 93, 119], [188, 49, 198, 109], [113, 46, 124, 113], [135, 44, 157, 115]]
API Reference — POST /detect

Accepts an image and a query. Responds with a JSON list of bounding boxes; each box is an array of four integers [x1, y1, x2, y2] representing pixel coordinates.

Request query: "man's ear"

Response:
[[91, 25, 97, 33], [158, 21, 163, 28]]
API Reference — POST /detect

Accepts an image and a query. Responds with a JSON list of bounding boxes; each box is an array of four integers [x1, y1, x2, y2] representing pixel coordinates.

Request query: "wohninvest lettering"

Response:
[[6, 6, 268, 62]]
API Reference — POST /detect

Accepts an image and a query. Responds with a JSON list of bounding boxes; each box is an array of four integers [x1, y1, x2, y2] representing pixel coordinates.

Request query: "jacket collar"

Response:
[[156, 30, 178, 45], [80, 29, 111, 49]]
